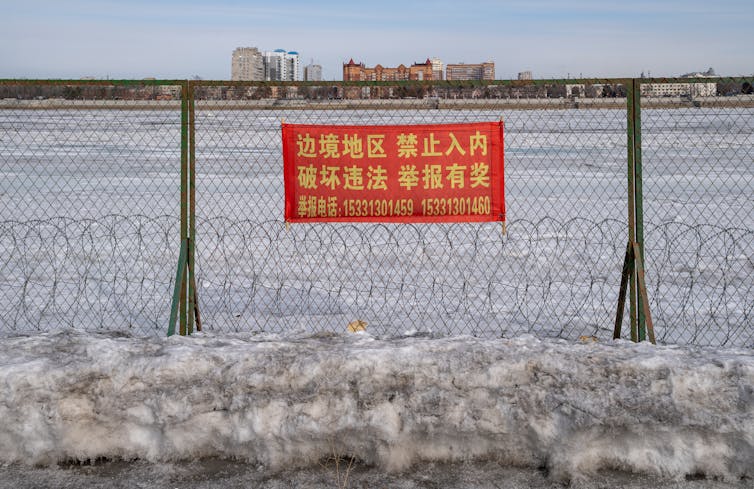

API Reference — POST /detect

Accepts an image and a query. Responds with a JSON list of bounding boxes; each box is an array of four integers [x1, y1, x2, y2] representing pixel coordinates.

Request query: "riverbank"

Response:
[[2, 94, 752, 110]]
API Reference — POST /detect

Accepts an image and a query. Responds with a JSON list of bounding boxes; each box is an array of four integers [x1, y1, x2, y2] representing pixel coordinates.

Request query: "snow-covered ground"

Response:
[[1, 330, 752, 487]]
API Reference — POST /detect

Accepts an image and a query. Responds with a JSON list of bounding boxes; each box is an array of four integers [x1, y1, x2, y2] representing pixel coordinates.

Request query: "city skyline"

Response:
[[1, 0, 752, 80]]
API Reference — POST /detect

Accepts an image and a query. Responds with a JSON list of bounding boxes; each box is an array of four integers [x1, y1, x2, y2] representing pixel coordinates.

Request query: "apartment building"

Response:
[[263, 49, 301, 81], [304, 63, 323, 81], [445, 61, 495, 81], [231, 47, 264, 81]]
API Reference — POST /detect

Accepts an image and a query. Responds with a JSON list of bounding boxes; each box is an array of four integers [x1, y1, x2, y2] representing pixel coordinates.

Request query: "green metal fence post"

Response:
[[615, 78, 654, 343], [633, 79, 647, 341], [187, 82, 196, 335], [626, 79, 638, 341], [167, 239, 188, 337], [179, 81, 189, 335], [168, 80, 200, 336]]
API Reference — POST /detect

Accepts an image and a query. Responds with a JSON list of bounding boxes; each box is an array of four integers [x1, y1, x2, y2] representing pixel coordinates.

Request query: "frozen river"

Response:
[[0, 107, 752, 346]]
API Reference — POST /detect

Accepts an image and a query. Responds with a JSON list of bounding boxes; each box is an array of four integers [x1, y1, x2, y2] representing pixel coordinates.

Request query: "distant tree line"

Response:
[[717, 80, 753, 96], [1, 80, 751, 101], [0, 84, 180, 100]]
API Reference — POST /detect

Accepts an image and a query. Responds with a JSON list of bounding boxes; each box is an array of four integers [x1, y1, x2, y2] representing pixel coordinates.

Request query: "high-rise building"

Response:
[[342, 58, 434, 81], [304, 63, 323, 81], [445, 61, 495, 81], [518, 71, 533, 81], [263, 49, 301, 81], [231, 47, 264, 81]]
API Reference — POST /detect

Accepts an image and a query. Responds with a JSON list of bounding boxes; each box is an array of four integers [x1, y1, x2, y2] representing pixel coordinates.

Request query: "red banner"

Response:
[[282, 121, 504, 223]]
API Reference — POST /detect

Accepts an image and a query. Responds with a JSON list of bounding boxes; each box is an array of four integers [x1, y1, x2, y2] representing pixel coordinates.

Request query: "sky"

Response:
[[1, 0, 752, 80]]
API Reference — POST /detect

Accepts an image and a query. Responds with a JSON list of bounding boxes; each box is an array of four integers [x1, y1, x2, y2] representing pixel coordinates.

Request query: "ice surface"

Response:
[[0, 331, 751, 482], [1, 108, 753, 345]]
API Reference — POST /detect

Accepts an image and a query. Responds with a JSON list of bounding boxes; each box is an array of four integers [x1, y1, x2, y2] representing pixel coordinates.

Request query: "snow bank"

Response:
[[0, 331, 751, 482]]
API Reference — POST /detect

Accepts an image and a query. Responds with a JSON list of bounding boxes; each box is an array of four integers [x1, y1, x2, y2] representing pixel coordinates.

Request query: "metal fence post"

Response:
[[615, 78, 654, 343], [168, 80, 200, 336], [633, 79, 647, 342], [167, 239, 188, 337], [187, 82, 197, 335], [627, 79, 639, 341], [179, 81, 189, 335]]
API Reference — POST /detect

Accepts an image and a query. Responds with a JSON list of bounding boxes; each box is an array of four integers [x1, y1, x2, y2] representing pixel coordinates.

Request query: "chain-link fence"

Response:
[[0, 81, 184, 334], [640, 79, 754, 346], [1, 78, 752, 347]]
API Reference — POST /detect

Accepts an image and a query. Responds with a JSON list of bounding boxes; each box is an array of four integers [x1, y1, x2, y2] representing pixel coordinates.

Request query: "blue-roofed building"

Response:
[[263, 49, 301, 81]]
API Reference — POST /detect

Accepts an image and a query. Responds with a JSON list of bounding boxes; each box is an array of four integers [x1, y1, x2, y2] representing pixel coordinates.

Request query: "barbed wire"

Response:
[[645, 222, 754, 347], [1, 215, 751, 347], [0, 215, 176, 334]]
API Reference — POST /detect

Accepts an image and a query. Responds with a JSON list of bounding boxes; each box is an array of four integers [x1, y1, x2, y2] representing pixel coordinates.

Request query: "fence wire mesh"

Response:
[[640, 80, 754, 347], [0, 79, 752, 347], [192, 83, 627, 340], [0, 82, 182, 334]]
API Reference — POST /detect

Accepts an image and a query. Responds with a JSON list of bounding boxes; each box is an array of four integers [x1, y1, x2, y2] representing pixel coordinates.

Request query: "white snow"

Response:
[[2, 108, 753, 347], [0, 330, 751, 483]]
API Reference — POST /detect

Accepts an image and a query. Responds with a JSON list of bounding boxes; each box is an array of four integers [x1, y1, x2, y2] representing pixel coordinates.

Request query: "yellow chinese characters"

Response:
[[367, 135, 387, 158], [398, 165, 419, 190], [296, 134, 316, 158], [342, 134, 364, 159], [319, 134, 340, 158], [297, 196, 339, 218], [422, 165, 443, 189], [319, 165, 341, 190], [295, 130, 489, 160], [343, 165, 364, 190], [470, 162, 490, 188], [445, 133, 466, 156], [445, 163, 467, 188], [418, 131, 487, 158], [367, 165, 388, 190], [422, 133, 443, 157], [470, 130, 488, 156], [397, 133, 418, 158], [298, 161, 491, 192], [297, 164, 318, 189]]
